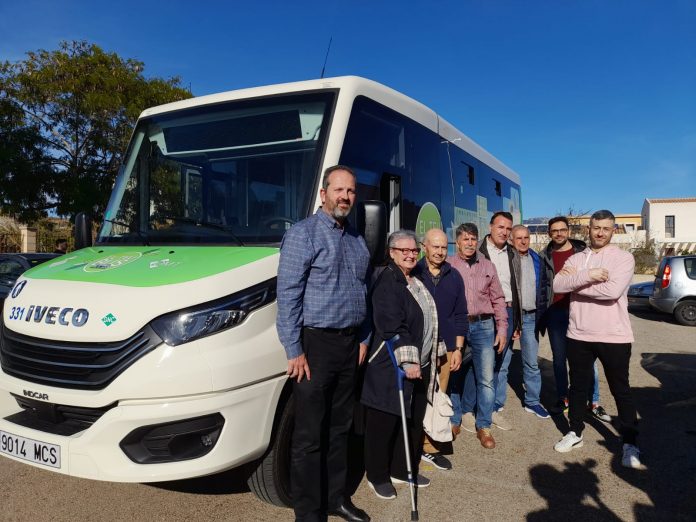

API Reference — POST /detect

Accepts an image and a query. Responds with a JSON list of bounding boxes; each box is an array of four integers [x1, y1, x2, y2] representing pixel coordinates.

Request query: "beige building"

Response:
[[529, 213, 646, 252], [567, 213, 642, 233], [641, 197, 696, 255]]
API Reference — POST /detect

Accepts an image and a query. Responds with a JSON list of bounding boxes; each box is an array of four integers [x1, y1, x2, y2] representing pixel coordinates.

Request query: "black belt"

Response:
[[522, 309, 537, 315], [468, 313, 494, 323], [305, 326, 358, 336]]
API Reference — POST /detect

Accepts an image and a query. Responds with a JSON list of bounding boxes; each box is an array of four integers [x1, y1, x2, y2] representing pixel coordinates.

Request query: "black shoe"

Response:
[[421, 451, 452, 470], [368, 480, 397, 499], [327, 500, 371, 522], [589, 404, 611, 423]]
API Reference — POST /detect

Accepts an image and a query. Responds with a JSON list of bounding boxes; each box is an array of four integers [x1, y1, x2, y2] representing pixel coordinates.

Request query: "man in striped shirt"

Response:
[[448, 223, 508, 449]]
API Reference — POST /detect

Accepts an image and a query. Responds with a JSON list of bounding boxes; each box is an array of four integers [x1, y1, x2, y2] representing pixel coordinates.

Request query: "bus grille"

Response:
[[0, 324, 162, 390]]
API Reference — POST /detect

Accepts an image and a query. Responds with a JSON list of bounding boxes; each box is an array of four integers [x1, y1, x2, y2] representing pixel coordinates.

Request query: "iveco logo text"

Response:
[[19, 305, 90, 327], [23, 390, 49, 401]]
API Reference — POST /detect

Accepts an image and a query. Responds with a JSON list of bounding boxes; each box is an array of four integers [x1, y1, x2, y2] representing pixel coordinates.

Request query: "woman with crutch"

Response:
[[361, 229, 445, 504]]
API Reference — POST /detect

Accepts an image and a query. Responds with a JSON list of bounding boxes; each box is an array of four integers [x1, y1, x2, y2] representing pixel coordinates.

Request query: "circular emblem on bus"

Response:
[[11, 280, 27, 299], [415, 202, 442, 238], [83, 252, 142, 272]]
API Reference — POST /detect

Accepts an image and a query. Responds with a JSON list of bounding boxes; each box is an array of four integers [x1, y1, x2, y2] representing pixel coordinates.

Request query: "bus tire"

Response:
[[247, 394, 294, 507]]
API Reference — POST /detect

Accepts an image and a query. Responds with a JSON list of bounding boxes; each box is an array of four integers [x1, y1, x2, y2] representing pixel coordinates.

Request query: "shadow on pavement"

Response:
[[149, 429, 368, 502], [627, 306, 676, 325], [150, 467, 252, 495], [506, 348, 564, 422], [149, 352, 696, 521], [527, 458, 622, 521], [527, 352, 696, 521]]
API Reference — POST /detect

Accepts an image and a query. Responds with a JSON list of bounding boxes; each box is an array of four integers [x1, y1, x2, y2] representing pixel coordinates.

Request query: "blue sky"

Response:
[[2, 0, 694, 218]]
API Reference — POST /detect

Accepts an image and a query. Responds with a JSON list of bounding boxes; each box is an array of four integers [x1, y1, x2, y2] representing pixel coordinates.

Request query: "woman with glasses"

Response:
[[361, 229, 445, 499]]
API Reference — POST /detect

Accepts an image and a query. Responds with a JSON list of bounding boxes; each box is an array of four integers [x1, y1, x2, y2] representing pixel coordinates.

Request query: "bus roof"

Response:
[[139, 76, 520, 185]]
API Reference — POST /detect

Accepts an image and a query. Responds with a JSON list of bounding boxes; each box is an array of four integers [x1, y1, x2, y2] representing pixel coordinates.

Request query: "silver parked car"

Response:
[[650, 255, 696, 326]]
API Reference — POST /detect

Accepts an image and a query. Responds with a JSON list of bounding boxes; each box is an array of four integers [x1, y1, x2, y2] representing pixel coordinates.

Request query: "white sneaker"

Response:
[[461, 412, 476, 433], [492, 410, 512, 431], [554, 431, 584, 453], [621, 444, 643, 469]]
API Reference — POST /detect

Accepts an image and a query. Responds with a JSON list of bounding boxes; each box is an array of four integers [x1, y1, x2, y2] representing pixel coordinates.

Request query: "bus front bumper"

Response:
[[0, 374, 286, 482]]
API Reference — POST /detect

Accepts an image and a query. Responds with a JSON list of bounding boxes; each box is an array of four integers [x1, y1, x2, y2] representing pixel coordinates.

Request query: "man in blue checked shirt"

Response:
[[277, 165, 371, 522]]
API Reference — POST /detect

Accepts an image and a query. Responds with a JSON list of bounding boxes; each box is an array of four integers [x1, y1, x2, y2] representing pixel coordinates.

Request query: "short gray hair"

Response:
[[455, 222, 478, 239], [511, 224, 529, 235], [388, 229, 418, 248]]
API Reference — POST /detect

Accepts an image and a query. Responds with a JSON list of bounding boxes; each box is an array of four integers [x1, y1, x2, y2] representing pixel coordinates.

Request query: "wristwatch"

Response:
[[455, 346, 464, 352]]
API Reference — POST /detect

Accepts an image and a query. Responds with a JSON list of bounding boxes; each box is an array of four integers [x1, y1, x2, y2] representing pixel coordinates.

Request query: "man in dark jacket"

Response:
[[510, 225, 549, 418], [414, 228, 468, 470], [478, 211, 521, 430], [539, 216, 609, 421]]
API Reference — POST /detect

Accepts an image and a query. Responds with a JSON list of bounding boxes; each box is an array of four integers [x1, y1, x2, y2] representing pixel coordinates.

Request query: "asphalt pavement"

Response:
[[1, 279, 695, 521]]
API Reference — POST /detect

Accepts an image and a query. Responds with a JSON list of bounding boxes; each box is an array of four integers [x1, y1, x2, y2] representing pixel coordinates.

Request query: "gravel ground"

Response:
[[1, 277, 694, 521]]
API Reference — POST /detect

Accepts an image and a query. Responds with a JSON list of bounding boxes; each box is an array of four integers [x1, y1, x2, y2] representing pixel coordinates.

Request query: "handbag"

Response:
[[422, 377, 454, 442]]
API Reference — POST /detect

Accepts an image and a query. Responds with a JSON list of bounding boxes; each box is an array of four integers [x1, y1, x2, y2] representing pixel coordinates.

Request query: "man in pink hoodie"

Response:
[[551, 210, 642, 469]]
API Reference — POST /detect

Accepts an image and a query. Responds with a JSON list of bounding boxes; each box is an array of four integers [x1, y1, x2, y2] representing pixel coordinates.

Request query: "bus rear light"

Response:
[[662, 265, 671, 288]]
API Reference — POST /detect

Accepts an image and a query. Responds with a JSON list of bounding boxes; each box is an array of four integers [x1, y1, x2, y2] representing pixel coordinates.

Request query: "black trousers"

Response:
[[567, 338, 638, 444], [364, 369, 430, 484], [291, 327, 359, 522]]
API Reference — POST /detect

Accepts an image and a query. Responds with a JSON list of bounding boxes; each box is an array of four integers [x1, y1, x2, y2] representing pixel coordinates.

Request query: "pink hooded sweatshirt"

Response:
[[553, 245, 634, 343]]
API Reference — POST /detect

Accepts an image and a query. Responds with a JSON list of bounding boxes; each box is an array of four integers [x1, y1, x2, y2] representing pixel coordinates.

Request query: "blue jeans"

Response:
[[518, 312, 542, 406], [493, 307, 515, 411], [449, 317, 496, 429], [546, 305, 600, 403]]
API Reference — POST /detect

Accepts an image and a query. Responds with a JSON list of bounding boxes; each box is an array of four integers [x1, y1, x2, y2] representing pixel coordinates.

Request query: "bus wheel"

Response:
[[247, 394, 294, 507]]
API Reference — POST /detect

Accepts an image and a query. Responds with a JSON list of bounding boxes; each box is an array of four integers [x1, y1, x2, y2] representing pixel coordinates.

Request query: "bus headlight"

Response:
[[150, 278, 276, 346]]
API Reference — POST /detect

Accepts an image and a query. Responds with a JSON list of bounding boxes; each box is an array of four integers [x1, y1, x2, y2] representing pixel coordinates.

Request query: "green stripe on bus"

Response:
[[24, 246, 278, 287]]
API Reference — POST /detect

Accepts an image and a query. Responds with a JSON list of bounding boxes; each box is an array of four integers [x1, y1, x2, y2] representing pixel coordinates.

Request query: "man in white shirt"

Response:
[[478, 211, 522, 430]]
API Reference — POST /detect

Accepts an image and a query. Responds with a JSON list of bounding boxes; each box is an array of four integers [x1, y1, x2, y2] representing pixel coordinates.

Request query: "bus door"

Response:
[[380, 173, 401, 233]]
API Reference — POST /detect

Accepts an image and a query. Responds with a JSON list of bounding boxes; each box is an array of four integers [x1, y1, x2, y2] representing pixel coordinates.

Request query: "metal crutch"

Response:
[[384, 336, 419, 521]]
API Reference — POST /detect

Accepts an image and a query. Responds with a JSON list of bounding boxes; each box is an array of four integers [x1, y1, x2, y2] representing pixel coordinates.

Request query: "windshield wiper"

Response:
[[102, 219, 150, 246], [159, 217, 245, 246]]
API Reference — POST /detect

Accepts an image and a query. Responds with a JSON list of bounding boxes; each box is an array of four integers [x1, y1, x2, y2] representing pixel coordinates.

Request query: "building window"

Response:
[[466, 163, 475, 185], [625, 223, 635, 232], [665, 215, 675, 238], [494, 179, 502, 196]]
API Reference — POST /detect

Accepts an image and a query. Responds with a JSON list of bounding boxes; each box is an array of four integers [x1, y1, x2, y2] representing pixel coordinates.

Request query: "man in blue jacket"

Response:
[[509, 225, 550, 418], [414, 228, 468, 470]]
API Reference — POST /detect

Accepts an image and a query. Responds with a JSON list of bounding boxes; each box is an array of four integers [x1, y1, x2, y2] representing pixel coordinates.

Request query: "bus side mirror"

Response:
[[74, 212, 93, 250], [355, 200, 387, 266]]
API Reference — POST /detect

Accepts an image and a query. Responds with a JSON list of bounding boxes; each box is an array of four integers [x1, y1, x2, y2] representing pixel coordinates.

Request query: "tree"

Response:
[[0, 98, 55, 222], [0, 40, 192, 219]]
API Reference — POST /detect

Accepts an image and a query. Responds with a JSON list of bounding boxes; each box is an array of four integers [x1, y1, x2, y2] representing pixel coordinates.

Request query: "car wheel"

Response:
[[673, 300, 696, 327], [246, 393, 293, 507]]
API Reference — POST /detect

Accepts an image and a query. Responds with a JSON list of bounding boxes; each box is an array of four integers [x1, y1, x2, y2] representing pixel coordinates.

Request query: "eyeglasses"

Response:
[[550, 228, 569, 234], [391, 247, 420, 255]]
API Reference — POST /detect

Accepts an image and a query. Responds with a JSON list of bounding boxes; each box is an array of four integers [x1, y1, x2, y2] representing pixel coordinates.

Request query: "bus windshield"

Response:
[[97, 91, 335, 246]]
